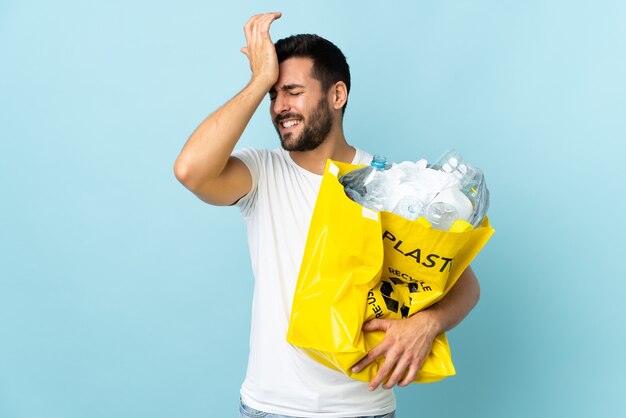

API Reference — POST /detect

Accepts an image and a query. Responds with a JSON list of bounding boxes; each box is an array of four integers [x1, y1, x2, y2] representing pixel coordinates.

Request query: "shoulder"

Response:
[[232, 148, 295, 182], [233, 147, 286, 164], [232, 148, 278, 171], [232, 147, 270, 162], [353, 147, 373, 165]]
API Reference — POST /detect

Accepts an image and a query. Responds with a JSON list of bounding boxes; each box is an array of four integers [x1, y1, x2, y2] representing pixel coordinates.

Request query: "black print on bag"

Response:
[[372, 280, 412, 319], [367, 290, 384, 318], [387, 267, 433, 292], [382, 230, 454, 272], [380, 281, 399, 313], [368, 269, 438, 319], [390, 277, 404, 285]]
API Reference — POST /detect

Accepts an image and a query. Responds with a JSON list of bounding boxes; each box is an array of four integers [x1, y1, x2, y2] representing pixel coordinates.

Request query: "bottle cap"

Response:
[[371, 155, 387, 170]]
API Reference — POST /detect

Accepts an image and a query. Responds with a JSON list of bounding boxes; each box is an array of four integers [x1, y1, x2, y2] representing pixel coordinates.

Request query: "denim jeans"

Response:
[[239, 398, 396, 418]]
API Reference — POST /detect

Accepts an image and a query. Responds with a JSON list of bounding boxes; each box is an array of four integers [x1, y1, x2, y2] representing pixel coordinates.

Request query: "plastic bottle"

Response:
[[392, 197, 424, 221], [425, 202, 459, 231], [429, 150, 490, 227], [341, 151, 489, 228], [339, 155, 389, 211]]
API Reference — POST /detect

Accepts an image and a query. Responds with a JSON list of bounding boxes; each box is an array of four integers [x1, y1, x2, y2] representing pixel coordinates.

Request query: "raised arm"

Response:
[[173, 12, 282, 205]]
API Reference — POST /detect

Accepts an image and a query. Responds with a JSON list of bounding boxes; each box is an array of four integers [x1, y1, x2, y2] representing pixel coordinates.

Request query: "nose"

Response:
[[272, 92, 290, 115]]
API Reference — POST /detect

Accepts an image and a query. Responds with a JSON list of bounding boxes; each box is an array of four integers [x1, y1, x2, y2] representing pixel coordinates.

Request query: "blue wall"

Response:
[[2, 1, 625, 417]]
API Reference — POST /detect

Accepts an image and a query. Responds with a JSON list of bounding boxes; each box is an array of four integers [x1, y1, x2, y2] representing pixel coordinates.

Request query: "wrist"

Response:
[[414, 306, 446, 336], [249, 73, 277, 92]]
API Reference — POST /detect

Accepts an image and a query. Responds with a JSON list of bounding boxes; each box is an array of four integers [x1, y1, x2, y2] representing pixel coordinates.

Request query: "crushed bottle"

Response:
[[339, 151, 490, 230], [339, 155, 390, 212], [429, 149, 490, 227]]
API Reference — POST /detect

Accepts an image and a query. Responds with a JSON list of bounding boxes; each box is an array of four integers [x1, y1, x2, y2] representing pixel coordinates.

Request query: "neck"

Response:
[[289, 125, 355, 175]]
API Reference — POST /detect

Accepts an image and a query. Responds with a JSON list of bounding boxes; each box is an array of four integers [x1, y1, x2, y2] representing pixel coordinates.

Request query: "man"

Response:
[[174, 12, 480, 418]]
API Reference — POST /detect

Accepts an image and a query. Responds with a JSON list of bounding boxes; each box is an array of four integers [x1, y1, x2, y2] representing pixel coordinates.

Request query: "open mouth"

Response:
[[276, 114, 303, 130], [281, 119, 301, 128]]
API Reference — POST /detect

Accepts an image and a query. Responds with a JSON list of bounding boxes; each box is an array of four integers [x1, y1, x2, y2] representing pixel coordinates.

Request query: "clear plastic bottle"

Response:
[[392, 196, 424, 221], [425, 202, 459, 231], [429, 149, 490, 227], [339, 155, 389, 211]]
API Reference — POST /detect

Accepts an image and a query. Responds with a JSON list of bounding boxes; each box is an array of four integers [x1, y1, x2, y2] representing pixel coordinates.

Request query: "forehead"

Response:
[[274, 57, 320, 88]]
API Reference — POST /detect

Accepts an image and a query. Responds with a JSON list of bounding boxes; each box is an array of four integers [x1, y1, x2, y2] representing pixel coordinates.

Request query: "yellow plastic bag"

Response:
[[287, 159, 495, 383]]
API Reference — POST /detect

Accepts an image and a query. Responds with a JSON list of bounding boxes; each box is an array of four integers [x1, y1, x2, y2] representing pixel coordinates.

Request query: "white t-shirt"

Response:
[[233, 147, 396, 417]]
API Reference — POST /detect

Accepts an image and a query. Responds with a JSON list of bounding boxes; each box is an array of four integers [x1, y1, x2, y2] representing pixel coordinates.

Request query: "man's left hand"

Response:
[[351, 311, 440, 390]]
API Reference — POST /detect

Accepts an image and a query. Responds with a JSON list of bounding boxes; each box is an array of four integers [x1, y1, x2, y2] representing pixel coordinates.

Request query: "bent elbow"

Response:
[[474, 281, 481, 307], [470, 272, 481, 308], [173, 159, 192, 186], [174, 158, 195, 190], [173, 159, 218, 199]]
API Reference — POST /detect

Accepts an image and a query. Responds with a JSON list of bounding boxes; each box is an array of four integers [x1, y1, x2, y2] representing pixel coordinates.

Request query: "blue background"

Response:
[[2, 0, 625, 417]]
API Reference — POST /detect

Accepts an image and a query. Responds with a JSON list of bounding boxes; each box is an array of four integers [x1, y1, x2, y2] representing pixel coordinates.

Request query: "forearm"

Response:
[[422, 266, 481, 334], [355, 267, 481, 389], [174, 78, 270, 186]]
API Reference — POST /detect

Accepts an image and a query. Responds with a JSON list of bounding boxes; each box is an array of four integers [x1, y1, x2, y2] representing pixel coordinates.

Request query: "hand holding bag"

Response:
[[287, 159, 494, 383]]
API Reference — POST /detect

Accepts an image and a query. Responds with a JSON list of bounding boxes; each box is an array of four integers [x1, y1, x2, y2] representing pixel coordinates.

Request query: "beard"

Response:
[[275, 98, 333, 152]]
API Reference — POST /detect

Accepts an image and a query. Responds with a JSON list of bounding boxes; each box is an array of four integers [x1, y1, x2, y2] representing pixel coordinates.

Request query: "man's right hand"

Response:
[[174, 12, 283, 206], [240, 12, 282, 89]]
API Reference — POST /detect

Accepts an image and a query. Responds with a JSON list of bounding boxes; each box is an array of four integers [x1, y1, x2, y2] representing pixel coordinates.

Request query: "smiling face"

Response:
[[269, 57, 334, 152]]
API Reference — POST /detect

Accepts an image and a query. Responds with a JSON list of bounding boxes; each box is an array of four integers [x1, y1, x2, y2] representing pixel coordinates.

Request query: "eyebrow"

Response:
[[269, 84, 306, 94]]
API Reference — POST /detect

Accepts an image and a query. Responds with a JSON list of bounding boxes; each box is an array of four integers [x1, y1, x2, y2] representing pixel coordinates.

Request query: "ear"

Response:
[[331, 81, 348, 111]]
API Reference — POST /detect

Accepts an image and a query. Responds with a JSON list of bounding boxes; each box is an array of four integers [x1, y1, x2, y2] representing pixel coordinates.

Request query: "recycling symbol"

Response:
[[379, 278, 419, 318]]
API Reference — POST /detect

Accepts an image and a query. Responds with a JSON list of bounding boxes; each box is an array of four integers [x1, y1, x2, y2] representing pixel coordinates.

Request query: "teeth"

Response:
[[282, 120, 300, 128]]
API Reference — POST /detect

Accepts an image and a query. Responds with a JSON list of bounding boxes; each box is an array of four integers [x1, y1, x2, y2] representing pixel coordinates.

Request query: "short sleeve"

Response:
[[231, 148, 262, 218]]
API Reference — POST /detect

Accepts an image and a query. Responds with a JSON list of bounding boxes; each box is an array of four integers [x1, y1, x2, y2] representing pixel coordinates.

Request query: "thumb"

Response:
[[240, 47, 249, 57], [362, 318, 390, 332]]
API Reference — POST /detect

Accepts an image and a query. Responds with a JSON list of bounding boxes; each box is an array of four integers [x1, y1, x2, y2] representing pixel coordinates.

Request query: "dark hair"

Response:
[[275, 34, 351, 114]]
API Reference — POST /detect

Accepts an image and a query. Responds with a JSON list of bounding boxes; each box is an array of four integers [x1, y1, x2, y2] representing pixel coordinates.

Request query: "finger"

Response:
[[245, 13, 266, 42], [250, 15, 273, 46], [369, 351, 400, 391], [362, 318, 389, 332], [251, 16, 270, 45], [254, 12, 281, 38], [248, 16, 260, 43], [244, 14, 264, 33], [243, 19, 253, 44], [398, 363, 419, 387], [351, 342, 386, 373], [251, 13, 276, 32], [257, 16, 275, 40], [261, 11, 282, 30], [257, 11, 282, 30], [254, 14, 278, 44], [399, 348, 429, 386], [383, 356, 411, 389]]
